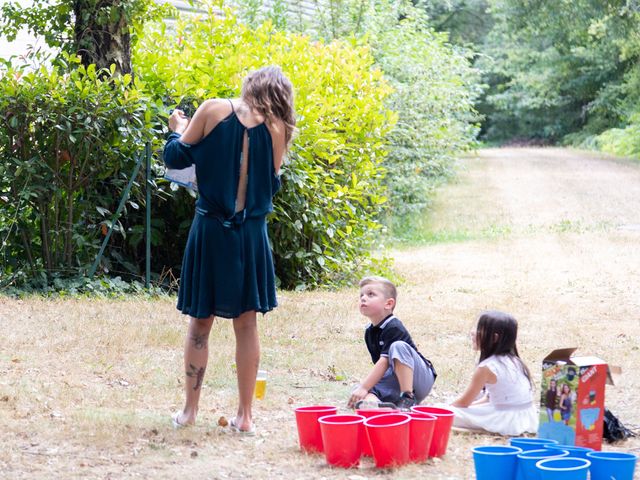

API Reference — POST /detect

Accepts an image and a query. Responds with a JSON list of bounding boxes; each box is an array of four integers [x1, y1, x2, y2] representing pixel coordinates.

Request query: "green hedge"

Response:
[[596, 120, 640, 159], [1, 3, 480, 292], [369, 9, 481, 219], [135, 7, 396, 289], [0, 54, 160, 288], [232, 0, 482, 228]]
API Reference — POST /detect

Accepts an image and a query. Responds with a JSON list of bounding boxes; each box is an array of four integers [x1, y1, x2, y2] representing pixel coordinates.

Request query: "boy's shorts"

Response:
[[370, 341, 436, 403]]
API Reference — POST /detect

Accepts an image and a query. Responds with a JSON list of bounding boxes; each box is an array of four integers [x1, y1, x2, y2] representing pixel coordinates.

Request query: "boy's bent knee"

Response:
[[388, 341, 415, 370], [389, 341, 412, 357]]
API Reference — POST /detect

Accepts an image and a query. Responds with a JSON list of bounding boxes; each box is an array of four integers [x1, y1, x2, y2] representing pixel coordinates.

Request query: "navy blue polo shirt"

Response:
[[364, 314, 431, 369]]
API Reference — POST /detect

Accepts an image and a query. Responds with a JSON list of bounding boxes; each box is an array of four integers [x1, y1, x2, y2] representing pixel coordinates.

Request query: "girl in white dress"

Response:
[[448, 311, 538, 436]]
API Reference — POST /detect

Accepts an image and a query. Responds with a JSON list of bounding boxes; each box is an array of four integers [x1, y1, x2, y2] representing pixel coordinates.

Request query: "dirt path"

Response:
[[393, 147, 640, 476], [427, 147, 640, 232], [2, 147, 639, 479], [396, 147, 640, 401]]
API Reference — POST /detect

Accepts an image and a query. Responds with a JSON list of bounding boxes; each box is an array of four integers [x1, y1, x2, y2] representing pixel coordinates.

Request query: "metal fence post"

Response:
[[88, 149, 145, 279], [145, 142, 151, 289]]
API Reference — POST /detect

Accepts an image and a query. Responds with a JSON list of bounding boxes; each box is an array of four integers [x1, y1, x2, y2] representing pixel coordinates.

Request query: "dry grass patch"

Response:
[[2, 147, 640, 478]]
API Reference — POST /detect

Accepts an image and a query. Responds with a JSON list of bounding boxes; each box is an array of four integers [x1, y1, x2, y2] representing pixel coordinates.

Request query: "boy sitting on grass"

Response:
[[348, 276, 437, 410]]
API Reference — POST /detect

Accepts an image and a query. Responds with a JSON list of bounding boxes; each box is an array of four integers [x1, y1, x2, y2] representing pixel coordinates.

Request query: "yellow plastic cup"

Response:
[[255, 370, 267, 399]]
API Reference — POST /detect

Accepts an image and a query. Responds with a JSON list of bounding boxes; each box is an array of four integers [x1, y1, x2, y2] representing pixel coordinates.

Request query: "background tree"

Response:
[[420, 0, 493, 47], [412, 0, 640, 150], [0, 0, 160, 74], [478, 0, 638, 142]]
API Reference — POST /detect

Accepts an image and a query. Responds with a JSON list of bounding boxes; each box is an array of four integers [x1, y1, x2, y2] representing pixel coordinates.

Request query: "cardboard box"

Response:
[[538, 348, 613, 450]]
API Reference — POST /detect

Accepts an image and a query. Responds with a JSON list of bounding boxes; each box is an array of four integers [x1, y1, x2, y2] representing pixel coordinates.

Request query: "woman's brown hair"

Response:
[[241, 66, 296, 147]]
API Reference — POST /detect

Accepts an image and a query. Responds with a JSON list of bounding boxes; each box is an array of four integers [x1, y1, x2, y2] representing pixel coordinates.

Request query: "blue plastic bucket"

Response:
[[546, 444, 593, 459], [586, 451, 637, 480], [473, 445, 522, 480], [535, 458, 590, 480], [516, 448, 569, 480], [510, 438, 559, 452]]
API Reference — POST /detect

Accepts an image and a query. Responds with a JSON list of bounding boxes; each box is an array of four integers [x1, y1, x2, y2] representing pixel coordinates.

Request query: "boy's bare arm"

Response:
[[348, 357, 389, 407], [361, 357, 390, 390]]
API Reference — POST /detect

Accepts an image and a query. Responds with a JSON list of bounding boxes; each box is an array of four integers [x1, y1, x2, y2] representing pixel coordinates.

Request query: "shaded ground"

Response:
[[1, 147, 639, 479]]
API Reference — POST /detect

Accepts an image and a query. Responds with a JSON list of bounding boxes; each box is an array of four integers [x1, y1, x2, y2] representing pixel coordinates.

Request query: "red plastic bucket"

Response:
[[318, 414, 365, 468], [411, 406, 454, 457], [408, 412, 437, 463], [294, 405, 338, 453], [356, 408, 396, 456], [364, 413, 411, 468]]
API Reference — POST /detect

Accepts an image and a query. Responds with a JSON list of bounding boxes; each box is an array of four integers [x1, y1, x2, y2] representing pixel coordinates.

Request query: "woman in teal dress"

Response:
[[163, 66, 295, 434]]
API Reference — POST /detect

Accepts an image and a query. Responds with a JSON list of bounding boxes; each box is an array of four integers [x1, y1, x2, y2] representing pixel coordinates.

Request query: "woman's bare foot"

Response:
[[231, 415, 255, 435], [172, 410, 195, 428]]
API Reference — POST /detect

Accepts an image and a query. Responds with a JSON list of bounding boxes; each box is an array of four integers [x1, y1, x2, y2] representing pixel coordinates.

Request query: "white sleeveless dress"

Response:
[[449, 355, 538, 436]]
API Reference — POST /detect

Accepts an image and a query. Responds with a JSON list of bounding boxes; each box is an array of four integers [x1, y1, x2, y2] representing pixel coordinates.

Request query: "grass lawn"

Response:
[[1, 147, 639, 478]]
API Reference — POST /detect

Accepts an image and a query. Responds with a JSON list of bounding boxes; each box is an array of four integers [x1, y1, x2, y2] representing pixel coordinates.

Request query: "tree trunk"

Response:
[[39, 202, 53, 276], [73, 0, 132, 75], [19, 225, 36, 275]]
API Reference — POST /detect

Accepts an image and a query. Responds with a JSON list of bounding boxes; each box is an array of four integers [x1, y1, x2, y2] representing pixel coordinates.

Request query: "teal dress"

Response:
[[163, 103, 280, 319]]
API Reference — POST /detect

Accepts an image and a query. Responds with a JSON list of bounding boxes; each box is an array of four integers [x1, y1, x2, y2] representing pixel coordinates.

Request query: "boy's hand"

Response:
[[348, 385, 369, 408]]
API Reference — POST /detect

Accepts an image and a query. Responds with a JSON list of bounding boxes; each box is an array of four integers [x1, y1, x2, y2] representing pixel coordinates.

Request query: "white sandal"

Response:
[[171, 411, 191, 429], [229, 417, 256, 436]]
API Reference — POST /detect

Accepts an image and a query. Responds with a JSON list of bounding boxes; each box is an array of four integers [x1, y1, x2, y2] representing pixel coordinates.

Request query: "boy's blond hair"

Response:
[[359, 276, 397, 301]]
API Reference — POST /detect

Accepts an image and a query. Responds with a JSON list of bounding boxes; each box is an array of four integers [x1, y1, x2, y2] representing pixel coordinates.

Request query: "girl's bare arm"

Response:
[[451, 366, 496, 408]]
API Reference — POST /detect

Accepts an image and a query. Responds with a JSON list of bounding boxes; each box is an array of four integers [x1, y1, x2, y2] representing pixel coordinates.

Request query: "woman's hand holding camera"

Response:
[[169, 109, 190, 134]]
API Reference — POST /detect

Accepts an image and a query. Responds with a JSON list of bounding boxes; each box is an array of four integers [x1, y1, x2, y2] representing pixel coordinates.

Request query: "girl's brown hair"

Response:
[[241, 66, 296, 147], [475, 310, 533, 386]]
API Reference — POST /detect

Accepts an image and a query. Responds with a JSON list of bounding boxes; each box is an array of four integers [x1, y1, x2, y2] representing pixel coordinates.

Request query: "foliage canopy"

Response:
[[0, 54, 160, 288], [0, 0, 482, 292], [135, 5, 396, 289], [453, 0, 640, 149], [233, 0, 481, 221]]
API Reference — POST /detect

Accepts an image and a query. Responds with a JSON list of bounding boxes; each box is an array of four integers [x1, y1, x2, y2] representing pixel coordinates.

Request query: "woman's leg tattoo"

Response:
[[186, 363, 205, 391], [191, 333, 207, 350]]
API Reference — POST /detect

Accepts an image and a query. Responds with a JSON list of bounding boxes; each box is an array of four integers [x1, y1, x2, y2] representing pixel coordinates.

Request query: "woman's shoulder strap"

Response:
[[228, 99, 234, 113]]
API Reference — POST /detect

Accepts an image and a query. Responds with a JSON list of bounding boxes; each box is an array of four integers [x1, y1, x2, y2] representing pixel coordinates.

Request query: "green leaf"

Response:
[[96, 206, 111, 217]]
